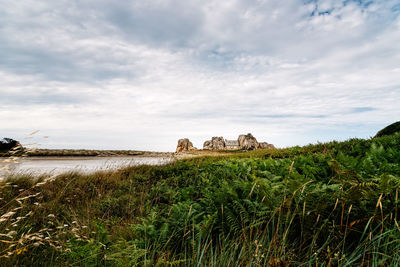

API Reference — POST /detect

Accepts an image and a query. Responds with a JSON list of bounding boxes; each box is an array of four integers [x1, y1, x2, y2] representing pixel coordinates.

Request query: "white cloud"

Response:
[[1, 0, 399, 151]]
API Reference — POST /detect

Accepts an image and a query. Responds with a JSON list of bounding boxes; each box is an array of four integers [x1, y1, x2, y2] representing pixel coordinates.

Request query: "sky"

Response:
[[1, 0, 400, 152]]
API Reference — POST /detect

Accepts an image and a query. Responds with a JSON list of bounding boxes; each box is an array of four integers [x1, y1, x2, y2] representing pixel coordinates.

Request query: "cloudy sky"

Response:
[[1, 0, 400, 151]]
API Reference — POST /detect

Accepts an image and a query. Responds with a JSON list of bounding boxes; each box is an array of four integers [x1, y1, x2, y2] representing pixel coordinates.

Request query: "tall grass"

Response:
[[1, 133, 400, 265]]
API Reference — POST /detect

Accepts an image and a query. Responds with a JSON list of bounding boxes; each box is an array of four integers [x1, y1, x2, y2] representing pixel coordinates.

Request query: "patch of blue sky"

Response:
[[198, 49, 251, 71], [343, 0, 374, 7], [392, 3, 400, 12], [251, 114, 329, 119], [350, 107, 376, 113]]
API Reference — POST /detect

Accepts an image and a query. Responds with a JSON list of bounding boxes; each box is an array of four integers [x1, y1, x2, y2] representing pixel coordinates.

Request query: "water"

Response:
[[0, 156, 174, 177]]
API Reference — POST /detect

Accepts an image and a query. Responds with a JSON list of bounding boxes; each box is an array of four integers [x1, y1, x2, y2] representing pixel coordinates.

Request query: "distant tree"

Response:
[[0, 138, 22, 153], [375, 121, 400, 138]]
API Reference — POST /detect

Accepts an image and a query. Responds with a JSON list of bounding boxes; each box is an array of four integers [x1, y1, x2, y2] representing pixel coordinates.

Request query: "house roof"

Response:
[[225, 140, 239, 146]]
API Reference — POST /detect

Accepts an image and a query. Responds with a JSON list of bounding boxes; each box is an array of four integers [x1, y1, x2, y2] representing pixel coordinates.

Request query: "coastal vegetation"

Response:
[[375, 121, 400, 138], [1, 132, 400, 265]]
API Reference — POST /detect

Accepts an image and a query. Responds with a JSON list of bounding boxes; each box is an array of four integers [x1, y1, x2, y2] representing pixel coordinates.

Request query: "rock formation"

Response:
[[188, 133, 275, 151], [237, 133, 259, 150], [0, 138, 23, 153], [203, 137, 226, 150], [258, 142, 275, 149], [203, 140, 211, 150], [176, 138, 196, 152]]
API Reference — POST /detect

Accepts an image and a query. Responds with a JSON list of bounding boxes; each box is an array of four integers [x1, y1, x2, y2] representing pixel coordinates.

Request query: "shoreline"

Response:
[[1, 149, 173, 158], [1, 148, 242, 159]]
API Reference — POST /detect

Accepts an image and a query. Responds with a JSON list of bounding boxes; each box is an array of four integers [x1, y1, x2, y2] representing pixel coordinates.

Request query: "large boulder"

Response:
[[176, 138, 196, 152], [258, 142, 275, 149], [203, 137, 226, 150], [203, 140, 212, 150], [238, 133, 259, 150], [0, 138, 23, 153]]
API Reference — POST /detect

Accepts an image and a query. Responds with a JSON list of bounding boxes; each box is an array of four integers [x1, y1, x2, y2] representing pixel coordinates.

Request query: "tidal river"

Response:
[[0, 156, 174, 178]]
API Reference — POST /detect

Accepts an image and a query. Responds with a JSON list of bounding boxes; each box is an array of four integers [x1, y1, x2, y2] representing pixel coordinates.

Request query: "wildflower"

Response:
[[16, 247, 28, 255]]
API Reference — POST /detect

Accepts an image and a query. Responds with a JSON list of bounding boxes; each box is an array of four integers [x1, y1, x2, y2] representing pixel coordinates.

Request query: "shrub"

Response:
[[375, 121, 400, 137]]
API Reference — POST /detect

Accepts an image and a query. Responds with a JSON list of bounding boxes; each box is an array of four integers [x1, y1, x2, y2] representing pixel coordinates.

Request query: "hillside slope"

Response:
[[375, 121, 400, 138]]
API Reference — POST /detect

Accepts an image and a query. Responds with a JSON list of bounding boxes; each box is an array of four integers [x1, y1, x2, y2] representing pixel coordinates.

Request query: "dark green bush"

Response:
[[375, 121, 400, 137]]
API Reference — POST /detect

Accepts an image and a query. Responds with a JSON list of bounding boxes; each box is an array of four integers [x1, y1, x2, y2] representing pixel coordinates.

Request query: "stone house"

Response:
[[225, 139, 240, 150]]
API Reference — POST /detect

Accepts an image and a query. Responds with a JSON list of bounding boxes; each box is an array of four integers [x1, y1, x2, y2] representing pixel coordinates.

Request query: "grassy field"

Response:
[[1, 133, 400, 266]]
